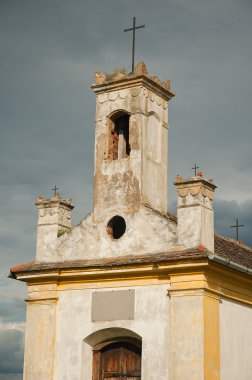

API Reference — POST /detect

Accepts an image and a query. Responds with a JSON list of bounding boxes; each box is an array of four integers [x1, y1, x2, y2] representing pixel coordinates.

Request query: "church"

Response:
[[10, 62, 252, 380]]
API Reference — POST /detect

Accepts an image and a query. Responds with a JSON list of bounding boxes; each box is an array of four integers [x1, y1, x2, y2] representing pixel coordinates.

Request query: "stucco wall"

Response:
[[220, 298, 252, 380], [93, 84, 169, 220], [53, 284, 170, 380], [170, 292, 204, 380], [36, 204, 176, 263], [24, 300, 56, 380]]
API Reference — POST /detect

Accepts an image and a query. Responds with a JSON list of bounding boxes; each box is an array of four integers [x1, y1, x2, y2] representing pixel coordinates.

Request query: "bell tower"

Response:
[[92, 62, 174, 223]]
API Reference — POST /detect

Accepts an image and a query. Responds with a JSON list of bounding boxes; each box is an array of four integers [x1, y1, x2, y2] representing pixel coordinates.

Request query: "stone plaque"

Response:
[[91, 289, 135, 322]]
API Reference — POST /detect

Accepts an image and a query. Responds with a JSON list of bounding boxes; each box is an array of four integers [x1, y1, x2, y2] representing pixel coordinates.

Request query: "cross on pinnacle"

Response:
[[124, 17, 145, 74], [230, 219, 244, 241], [191, 163, 199, 176], [52, 185, 59, 197]]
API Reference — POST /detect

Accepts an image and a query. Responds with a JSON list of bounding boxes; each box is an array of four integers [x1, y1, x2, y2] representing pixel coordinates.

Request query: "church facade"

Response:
[[10, 62, 252, 380]]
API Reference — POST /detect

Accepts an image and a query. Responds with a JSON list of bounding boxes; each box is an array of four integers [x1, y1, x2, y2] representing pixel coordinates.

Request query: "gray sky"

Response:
[[1, 0, 252, 376]]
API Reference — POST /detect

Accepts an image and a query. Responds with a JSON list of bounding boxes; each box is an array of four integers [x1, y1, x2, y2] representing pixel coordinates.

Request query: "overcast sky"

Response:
[[1, 0, 252, 377]]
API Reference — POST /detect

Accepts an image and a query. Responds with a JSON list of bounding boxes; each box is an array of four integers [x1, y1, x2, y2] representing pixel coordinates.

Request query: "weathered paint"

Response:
[[34, 72, 177, 263], [174, 176, 216, 251], [20, 256, 252, 379], [93, 76, 171, 223], [220, 298, 252, 380], [18, 64, 252, 380], [35, 194, 74, 261], [204, 293, 220, 380], [169, 289, 220, 380], [35, 204, 177, 263], [170, 290, 205, 380], [52, 284, 170, 380], [23, 299, 57, 380]]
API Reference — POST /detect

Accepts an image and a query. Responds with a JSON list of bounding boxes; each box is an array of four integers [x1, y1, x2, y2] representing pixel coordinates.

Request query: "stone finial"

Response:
[[134, 61, 148, 75], [95, 72, 107, 84], [174, 176, 217, 252], [52, 192, 61, 200], [176, 174, 183, 182], [162, 80, 171, 90], [92, 63, 174, 99], [113, 71, 127, 80], [150, 76, 162, 86], [35, 194, 74, 260]]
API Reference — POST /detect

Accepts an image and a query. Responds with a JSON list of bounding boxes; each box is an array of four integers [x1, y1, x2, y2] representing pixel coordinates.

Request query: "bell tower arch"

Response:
[[92, 62, 174, 224], [106, 110, 131, 161]]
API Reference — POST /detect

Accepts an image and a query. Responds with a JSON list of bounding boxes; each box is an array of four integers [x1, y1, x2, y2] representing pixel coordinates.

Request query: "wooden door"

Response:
[[93, 342, 141, 380]]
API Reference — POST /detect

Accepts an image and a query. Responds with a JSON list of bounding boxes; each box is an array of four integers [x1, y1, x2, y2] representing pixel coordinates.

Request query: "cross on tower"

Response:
[[230, 219, 244, 241], [191, 163, 199, 176], [124, 17, 145, 74], [52, 185, 59, 197]]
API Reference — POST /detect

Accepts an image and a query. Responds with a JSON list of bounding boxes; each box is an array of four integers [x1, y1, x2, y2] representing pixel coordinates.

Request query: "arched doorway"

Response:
[[93, 341, 141, 380]]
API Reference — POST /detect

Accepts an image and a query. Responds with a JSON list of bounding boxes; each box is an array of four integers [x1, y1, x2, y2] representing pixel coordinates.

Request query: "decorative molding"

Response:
[[176, 186, 214, 200], [14, 259, 252, 306], [97, 87, 168, 110], [39, 208, 58, 218], [93, 75, 174, 102], [174, 177, 217, 203]]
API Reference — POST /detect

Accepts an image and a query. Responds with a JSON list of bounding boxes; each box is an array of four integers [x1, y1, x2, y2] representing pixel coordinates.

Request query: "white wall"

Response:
[[220, 298, 252, 380], [53, 284, 170, 380]]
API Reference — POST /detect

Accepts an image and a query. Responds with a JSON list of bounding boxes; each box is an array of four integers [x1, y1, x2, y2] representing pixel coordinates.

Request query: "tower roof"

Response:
[[92, 61, 175, 101]]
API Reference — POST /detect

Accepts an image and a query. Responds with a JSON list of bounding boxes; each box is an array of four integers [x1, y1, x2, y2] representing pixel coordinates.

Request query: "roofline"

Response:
[[9, 249, 209, 280], [9, 249, 252, 281], [208, 254, 252, 277], [91, 74, 175, 101], [215, 232, 252, 252]]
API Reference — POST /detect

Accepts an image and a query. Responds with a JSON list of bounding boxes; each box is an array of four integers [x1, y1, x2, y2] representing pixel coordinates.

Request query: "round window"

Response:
[[107, 216, 126, 239]]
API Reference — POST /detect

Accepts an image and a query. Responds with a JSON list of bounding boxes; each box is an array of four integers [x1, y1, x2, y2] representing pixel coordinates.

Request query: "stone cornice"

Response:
[[9, 255, 252, 305], [35, 194, 74, 210], [91, 74, 175, 101], [174, 176, 217, 200]]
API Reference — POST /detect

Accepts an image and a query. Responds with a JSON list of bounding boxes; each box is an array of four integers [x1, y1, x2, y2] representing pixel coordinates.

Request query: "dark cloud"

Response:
[[0, 375, 22, 380], [215, 199, 252, 246], [0, 328, 24, 374], [0, 299, 26, 324], [1, 0, 252, 375]]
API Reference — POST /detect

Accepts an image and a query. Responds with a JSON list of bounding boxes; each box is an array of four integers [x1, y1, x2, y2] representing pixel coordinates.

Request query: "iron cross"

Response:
[[124, 17, 145, 73], [52, 185, 59, 197], [191, 164, 199, 176], [230, 219, 244, 241]]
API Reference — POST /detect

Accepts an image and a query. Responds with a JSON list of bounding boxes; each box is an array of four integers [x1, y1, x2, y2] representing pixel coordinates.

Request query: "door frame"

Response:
[[92, 337, 142, 380]]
